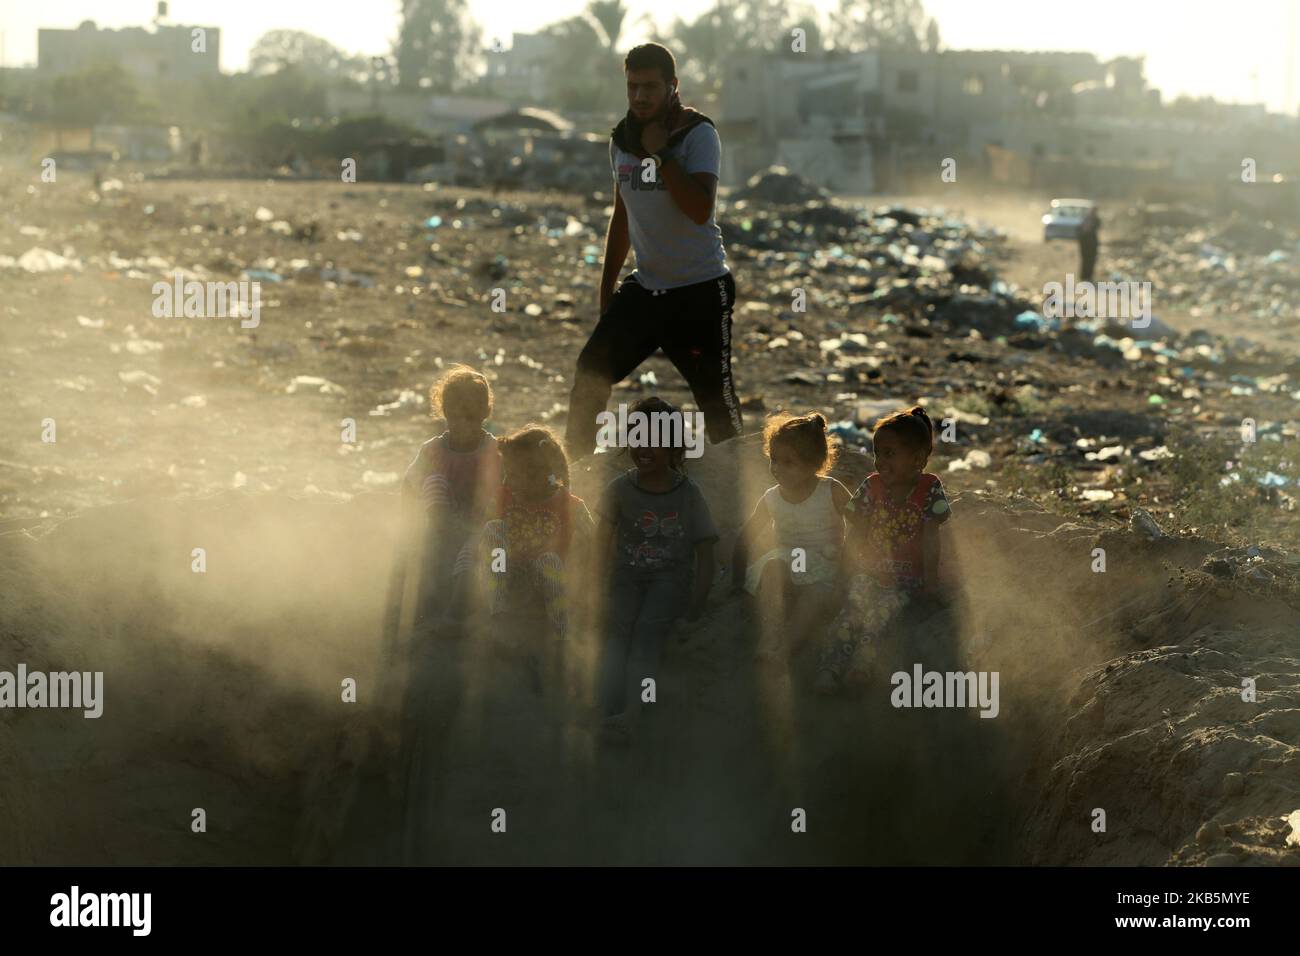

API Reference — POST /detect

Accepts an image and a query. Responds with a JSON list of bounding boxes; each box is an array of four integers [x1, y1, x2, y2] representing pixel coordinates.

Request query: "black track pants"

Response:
[[564, 271, 744, 458]]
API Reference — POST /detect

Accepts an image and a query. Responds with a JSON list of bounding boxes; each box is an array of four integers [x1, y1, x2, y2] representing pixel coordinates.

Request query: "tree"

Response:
[[249, 30, 365, 81], [395, 0, 484, 93], [829, 0, 927, 52], [587, 0, 629, 53], [668, 3, 740, 101], [539, 15, 610, 113], [925, 17, 941, 53], [224, 66, 331, 127], [48, 62, 154, 127], [668, 0, 816, 104]]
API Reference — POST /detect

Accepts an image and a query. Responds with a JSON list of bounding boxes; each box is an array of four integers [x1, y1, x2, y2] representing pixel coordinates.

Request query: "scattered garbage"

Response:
[[121, 339, 165, 355], [1080, 489, 1116, 502], [4, 247, 83, 273], [286, 375, 345, 396], [948, 449, 993, 472], [854, 400, 911, 427], [732, 166, 830, 204], [1015, 310, 1060, 334], [369, 389, 423, 416], [361, 471, 400, 487], [1129, 508, 1164, 539], [828, 420, 872, 449], [318, 267, 374, 288], [1201, 543, 1298, 583], [1110, 210, 1298, 329]]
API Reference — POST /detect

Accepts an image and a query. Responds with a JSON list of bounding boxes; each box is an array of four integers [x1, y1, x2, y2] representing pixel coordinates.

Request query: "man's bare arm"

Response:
[[600, 188, 631, 314], [659, 162, 717, 225]]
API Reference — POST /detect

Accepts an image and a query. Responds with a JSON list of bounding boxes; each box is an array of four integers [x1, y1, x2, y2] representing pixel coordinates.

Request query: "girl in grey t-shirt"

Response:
[[591, 398, 718, 742]]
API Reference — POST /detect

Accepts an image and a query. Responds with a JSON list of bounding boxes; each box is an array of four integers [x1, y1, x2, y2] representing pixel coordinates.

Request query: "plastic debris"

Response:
[[286, 375, 346, 395], [1080, 489, 1115, 502], [8, 247, 83, 273], [948, 449, 992, 472], [1129, 508, 1164, 539], [370, 390, 423, 416]]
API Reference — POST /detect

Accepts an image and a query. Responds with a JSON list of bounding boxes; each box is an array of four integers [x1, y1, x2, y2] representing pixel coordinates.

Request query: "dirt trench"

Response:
[[2, 438, 1296, 865]]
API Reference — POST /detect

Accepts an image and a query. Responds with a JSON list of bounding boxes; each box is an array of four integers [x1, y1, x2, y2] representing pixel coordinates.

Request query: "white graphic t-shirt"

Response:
[[610, 123, 727, 291]]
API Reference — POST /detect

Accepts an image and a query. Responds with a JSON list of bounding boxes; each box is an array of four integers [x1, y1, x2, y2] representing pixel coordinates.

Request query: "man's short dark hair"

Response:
[[624, 43, 676, 85]]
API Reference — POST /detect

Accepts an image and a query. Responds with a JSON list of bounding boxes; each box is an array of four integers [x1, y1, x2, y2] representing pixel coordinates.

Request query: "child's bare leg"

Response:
[[755, 560, 790, 660], [786, 586, 836, 656]]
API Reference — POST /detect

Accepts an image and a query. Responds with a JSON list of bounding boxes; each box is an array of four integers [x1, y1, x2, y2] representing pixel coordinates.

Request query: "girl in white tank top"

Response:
[[743, 479, 844, 591], [733, 414, 852, 665]]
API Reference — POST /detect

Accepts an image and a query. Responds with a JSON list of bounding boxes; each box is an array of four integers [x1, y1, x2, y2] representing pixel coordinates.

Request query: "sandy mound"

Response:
[[1023, 620, 1300, 866], [3, 435, 1298, 864]]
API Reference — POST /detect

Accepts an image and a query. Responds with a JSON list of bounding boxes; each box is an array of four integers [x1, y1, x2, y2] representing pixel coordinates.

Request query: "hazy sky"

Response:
[[2, 0, 1296, 113]]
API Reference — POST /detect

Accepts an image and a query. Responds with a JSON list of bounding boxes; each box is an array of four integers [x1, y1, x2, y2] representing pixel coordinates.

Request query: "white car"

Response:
[[1042, 198, 1096, 241]]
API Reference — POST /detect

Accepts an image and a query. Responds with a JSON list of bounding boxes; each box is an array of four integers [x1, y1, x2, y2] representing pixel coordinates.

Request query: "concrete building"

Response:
[[720, 47, 1165, 192], [38, 18, 220, 83], [720, 52, 880, 191]]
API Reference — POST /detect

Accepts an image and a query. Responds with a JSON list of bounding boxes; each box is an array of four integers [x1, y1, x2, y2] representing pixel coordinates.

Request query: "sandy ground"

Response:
[[2, 172, 1298, 865]]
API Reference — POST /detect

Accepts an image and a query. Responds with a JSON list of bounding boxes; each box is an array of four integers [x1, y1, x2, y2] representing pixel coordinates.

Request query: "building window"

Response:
[[963, 74, 985, 96], [897, 70, 918, 93]]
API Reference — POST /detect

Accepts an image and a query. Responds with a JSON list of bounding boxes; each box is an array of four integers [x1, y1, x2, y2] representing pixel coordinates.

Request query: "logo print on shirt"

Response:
[[618, 162, 668, 192], [638, 510, 681, 536]]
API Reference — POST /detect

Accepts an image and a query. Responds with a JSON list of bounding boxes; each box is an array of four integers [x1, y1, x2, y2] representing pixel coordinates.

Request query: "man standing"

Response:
[[564, 43, 743, 459], [1078, 205, 1101, 283]]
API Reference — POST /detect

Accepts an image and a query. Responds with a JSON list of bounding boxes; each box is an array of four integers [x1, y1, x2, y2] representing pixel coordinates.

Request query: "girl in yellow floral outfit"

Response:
[[816, 406, 951, 695], [481, 425, 593, 640]]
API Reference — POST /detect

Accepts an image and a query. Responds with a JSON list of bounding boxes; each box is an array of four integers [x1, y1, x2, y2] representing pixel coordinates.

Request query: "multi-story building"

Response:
[[38, 13, 220, 83]]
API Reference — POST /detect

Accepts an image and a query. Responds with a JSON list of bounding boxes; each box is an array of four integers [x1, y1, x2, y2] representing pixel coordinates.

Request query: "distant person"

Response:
[[563, 42, 743, 460], [733, 413, 850, 667], [1078, 206, 1100, 282], [590, 397, 718, 744], [817, 407, 951, 695]]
